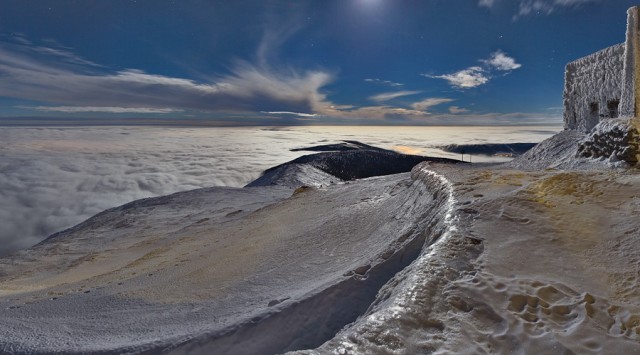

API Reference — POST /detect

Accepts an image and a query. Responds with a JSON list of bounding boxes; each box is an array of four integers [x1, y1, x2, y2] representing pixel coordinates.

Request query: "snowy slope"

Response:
[[0, 167, 442, 353], [296, 162, 640, 354], [2, 138, 640, 354]]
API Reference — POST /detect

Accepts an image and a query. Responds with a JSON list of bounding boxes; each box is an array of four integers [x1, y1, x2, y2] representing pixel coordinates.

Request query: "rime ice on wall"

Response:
[[563, 7, 640, 164], [620, 6, 640, 118], [563, 44, 625, 132], [564, 7, 640, 133]]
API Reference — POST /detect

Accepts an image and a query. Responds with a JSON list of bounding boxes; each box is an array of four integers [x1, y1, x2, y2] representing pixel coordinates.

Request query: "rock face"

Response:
[[577, 119, 640, 163], [247, 145, 462, 188], [440, 143, 537, 156]]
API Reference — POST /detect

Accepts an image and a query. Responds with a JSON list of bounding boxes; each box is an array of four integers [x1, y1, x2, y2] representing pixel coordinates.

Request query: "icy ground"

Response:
[[0, 146, 447, 354], [2, 133, 640, 354]]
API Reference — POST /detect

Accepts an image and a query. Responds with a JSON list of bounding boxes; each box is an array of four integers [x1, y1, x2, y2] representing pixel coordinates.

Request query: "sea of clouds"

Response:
[[0, 126, 306, 255], [0, 125, 559, 256]]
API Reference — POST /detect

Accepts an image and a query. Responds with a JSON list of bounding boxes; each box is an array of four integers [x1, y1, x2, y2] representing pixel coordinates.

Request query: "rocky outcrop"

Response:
[[576, 119, 640, 164]]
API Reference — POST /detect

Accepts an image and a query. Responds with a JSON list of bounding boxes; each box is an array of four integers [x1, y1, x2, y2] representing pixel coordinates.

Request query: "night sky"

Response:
[[0, 0, 638, 125]]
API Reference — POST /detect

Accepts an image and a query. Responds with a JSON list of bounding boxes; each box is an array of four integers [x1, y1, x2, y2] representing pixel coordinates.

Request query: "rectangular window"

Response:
[[607, 99, 620, 118]]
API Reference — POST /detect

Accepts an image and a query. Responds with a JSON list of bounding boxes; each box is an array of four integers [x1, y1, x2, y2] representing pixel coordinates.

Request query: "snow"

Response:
[[0, 168, 442, 353], [2, 134, 640, 353], [294, 162, 640, 354], [6, 9, 640, 353]]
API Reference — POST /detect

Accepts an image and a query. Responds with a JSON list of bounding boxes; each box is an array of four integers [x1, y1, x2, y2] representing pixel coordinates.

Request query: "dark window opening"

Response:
[[607, 99, 620, 118], [589, 102, 599, 115]]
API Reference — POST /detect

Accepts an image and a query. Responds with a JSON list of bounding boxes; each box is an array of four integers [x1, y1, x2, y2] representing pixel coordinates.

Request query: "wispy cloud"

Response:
[[479, 0, 598, 18], [315, 96, 453, 122], [449, 106, 470, 114], [482, 50, 521, 71], [369, 90, 421, 103], [364, 78, 404, 87], [478, 0, 495, 8], [410, 98, 454, 111], [24, 106, 180, 114], [316, 105, 426, 121], [425, 67, 489, 89], [425, 50, 521, 89], [516, 0, 598, 19], [318, 103, 560, 124], [0, 40, 333, 116], [261, 111, 319, 117]]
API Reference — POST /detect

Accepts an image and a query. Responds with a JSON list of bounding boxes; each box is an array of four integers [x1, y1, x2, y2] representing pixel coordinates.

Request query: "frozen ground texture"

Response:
[[0, 147, 451, 354], [3, 134, 640, 354], [299, 161, 640, 354]]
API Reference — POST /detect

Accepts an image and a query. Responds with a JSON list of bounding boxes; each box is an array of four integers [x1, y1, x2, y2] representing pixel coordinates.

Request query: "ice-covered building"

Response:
[[564, 6, 640, 132], [566, 6, 640, 164]]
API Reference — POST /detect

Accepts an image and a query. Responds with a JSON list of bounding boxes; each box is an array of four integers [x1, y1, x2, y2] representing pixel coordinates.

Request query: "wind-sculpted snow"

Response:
[[296, 164, 640, 354], [0, 163, 446, 353], [292, 163, 483, 354], [7, 129, 637, 354]]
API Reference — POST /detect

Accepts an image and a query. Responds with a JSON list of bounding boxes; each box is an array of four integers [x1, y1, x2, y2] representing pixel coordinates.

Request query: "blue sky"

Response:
[[0, 0, 637, 125]]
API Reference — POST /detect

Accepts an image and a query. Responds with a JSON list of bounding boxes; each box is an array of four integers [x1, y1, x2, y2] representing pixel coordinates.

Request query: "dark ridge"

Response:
[[290, 140, 388, 152], [259, 149, 462, 182], [440, 143, 538, 156]]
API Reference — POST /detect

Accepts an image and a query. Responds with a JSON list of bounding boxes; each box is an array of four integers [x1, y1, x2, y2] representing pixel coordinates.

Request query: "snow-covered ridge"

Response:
[[247, 142, 463, 188], [173, 167, 455, 354], [439, 142, 537, 156], [293, 163, 485, 354], [0, 146, 462, 354]]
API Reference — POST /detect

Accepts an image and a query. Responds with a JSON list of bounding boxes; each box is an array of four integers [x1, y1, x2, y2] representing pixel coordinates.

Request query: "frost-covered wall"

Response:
[[563, 44, 625, 132], [619, 6, 640, 119], [564, 6, 640, 133]]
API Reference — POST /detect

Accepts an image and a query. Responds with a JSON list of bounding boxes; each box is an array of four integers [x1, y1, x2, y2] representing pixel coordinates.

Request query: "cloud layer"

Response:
[[0, 127, 306, 256], [0, 125, 561, 256]]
